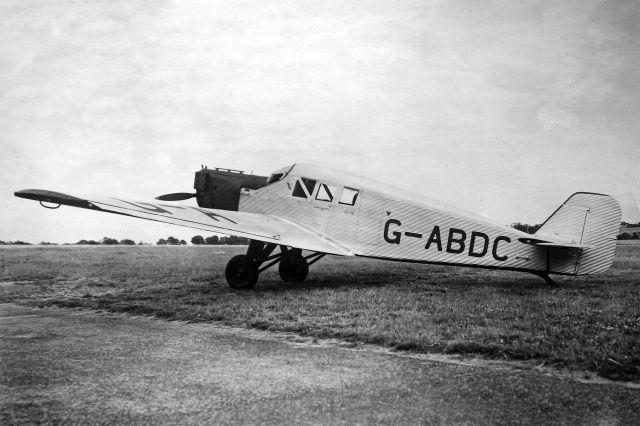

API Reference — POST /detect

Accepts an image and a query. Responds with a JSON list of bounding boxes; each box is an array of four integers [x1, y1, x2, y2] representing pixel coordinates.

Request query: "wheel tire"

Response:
[[225, 255, 259, 289], [278, 252, 309, 283]]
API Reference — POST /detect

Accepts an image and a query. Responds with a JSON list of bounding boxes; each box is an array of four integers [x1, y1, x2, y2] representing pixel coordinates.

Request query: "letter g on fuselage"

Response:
[[383, 219, 402, 244]]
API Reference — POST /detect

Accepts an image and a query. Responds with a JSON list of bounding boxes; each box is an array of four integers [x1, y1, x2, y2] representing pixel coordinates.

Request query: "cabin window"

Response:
[[339, 187, 359, 206], [292, 177, 318, 199], [316, 183, 336, 202], [267, 173, 284, 184], [301, 178, 317, 195], [266, 165, 294, 185], [292, 181, 307, 198]]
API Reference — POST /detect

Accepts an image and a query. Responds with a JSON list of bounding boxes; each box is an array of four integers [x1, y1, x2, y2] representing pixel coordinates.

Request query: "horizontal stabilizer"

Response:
[[517, 237, 593, 249]]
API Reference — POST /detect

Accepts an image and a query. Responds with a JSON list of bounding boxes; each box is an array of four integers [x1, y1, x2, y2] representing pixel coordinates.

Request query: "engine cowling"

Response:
[[193, 167, 268, 211]]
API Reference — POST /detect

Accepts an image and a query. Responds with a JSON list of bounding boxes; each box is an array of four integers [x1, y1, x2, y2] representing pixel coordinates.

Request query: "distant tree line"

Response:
[[617, 232, 640, 240], [617, 222, 640, 240], [155, 235, 249, 245], [621, 221, 640, 228], [156, 236, 188, 245], [510, 223, 541, 234], [74, 237, 142, 245], [1, 235, 250, 246], [190, 235, 249, 245]]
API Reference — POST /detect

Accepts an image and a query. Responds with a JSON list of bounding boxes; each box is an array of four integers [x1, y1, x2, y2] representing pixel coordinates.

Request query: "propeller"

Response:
[[155, 192, 197, 201]]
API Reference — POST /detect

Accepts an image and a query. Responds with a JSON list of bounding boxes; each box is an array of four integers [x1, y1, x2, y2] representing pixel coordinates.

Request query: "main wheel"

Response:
[[225, 255, 259, 289], [278, 252, 309, 283]]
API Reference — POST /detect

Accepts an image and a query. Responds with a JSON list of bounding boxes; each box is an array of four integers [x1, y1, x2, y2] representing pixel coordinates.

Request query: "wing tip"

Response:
[[14, 189, 92, 209]]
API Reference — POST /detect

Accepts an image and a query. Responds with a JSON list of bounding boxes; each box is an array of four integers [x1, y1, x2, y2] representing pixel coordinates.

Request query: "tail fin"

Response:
[[534, 192, 621, 275]]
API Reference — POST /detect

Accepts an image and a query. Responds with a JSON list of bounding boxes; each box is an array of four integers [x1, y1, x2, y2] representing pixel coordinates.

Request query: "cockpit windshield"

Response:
[[266, 164, 295, 185]]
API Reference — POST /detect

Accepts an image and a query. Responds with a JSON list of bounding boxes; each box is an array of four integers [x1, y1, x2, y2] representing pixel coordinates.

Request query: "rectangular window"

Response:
[[339, 187, 359, 206], [316, 183, 336, 202]]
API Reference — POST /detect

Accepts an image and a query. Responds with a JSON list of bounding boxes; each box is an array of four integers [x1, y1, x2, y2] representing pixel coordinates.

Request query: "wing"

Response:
[[14, 189, 354, 256]]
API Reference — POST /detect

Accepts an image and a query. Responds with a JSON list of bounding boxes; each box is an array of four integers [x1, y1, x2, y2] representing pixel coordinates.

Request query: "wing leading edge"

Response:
[[14, 189, 354, 256]]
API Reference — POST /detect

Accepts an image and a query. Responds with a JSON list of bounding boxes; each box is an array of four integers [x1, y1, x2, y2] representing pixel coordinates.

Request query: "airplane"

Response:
[[15, 163, 621, 289]]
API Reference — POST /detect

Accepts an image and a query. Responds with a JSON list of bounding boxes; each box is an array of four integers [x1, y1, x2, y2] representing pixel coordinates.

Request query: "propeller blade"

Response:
[[155, 192, 197, 201]]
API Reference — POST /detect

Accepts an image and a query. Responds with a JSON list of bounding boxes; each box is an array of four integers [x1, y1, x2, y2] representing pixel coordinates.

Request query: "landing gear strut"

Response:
[[532, 272, 557, 285], [223, 240, 326, 289]]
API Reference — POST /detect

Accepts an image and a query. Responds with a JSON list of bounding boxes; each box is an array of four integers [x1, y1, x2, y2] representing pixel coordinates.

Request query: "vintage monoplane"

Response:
[[15, 164, 621, 288]]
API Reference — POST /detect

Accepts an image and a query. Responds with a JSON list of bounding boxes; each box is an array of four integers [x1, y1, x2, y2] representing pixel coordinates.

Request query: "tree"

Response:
[[120, 239, 135, 245], [510, 223, 541, 234], [102, 237, 119, 245], [621, 221, 640, 228], [617, 233, 632, 240], [633, 232, 640, 240], [157, 238, 167, 245], [179, 240, 187, 245], [191, 235, 205, 245], [205, 235, 219, 245], [220, 235, 249, 245], [166, 236, 180, 245]]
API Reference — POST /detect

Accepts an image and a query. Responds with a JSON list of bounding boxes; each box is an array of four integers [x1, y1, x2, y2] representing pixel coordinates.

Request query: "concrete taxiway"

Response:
[[1, 303, 638, 425]]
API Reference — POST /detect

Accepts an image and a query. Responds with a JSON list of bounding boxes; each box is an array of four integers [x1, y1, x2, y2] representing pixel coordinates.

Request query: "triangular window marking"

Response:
[[292, 180, 307, 198], [324, 185, 333, 199], [316, 183, 335, 202], [301, 177, 317, 195]]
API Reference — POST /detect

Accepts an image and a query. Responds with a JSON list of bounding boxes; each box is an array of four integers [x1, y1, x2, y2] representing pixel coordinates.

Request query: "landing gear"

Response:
[[278, 250, 308, 282], [225, 255, 259, 289], [223, 240, 326, 289]]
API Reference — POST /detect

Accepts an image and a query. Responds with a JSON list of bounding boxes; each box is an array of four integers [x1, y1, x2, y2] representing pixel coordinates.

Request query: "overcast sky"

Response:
[[1, 0, 638, 244]]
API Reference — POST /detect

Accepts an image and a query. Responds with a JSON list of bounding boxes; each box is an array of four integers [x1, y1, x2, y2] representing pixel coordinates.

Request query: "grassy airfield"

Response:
[[1, 243, 638, 382]]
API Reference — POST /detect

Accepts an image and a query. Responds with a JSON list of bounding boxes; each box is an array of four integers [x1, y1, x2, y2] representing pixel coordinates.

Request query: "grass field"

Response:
[[1, 244, 638, 382]]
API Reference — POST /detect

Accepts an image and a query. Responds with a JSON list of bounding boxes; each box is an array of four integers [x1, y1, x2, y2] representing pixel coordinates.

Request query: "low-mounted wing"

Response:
[[14, 189, 353, 256]]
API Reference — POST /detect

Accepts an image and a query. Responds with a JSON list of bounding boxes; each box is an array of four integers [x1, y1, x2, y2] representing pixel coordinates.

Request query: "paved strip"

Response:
[[1, 304, 638, 425]]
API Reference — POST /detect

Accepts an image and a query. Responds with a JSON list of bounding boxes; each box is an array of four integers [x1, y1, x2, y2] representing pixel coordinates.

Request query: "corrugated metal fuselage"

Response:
[[239, 165, 592, 276]]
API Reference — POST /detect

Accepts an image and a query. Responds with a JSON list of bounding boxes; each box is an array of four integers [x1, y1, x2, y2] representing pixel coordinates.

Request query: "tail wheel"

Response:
[[225, 255, 259, 289], [278, 251, 309, 283]]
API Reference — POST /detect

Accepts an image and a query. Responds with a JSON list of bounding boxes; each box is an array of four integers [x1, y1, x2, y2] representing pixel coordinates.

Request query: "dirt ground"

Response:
[[1, 303, 638, 425]]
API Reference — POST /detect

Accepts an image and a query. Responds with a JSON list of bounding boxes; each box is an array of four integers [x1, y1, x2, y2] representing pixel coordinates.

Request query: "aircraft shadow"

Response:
[[205, 270, 570, 294]]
